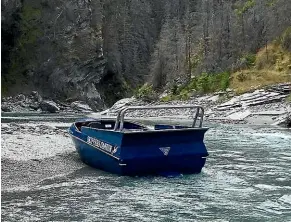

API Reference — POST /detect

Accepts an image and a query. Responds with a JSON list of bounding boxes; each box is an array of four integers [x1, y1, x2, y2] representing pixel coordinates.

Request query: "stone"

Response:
[[16, 94, 26, 101], [29, 103, 40, 110], [110, 98, 136, 111], [227, 110, 251, 120], [31, 91, 42, 102], [19, 102, 26, 107], [287, 117, 291, 128], [40, 100, 60, 113], [207, 95, 220, 102], [1, 104, 12, 112], [70, 101, 93, 112]]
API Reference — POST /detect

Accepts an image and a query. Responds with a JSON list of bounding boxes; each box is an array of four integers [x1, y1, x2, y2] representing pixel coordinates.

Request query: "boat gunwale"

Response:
[[80, 125, 209, 134]]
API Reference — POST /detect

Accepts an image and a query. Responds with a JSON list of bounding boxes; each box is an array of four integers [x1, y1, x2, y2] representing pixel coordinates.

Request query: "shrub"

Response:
[[241, 54, 256, 68], [196, 73, 210, 93], [177, 88, 191, 100], [281, 27, 291, 51], [237, 72, 248, 82], [159, 71, 230, 101], [135, 83, 158, 102], [160, 95, 175, 102]]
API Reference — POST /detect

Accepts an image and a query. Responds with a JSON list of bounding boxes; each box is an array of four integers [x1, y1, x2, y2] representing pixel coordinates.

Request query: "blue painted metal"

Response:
[[68, 116, 209, 176]]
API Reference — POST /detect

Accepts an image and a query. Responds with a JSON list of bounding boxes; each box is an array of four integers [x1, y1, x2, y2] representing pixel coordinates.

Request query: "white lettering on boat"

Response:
[[87, 136, 114, 153]]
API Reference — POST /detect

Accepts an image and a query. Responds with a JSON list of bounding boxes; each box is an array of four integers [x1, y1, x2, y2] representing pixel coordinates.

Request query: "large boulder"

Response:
[[30, 91, 42, 102], [40, 100, 60, 113], [15, 94, 26, 101], [1, 104, 12, 112], [273, 112, 291, 128], [71, 101, 93, 112], [110, 98, 136, 111]]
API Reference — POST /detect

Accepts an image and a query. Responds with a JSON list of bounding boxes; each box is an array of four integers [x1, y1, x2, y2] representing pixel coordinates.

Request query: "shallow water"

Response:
[[1, 113, 291, 221]]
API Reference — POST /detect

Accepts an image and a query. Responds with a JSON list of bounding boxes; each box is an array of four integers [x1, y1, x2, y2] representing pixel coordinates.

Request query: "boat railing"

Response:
[[113, 105, 205, 131]]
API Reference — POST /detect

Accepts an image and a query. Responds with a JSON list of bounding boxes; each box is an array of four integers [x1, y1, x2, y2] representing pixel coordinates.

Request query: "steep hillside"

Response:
[[230, 38, 291, 94], [2, 0, 291, 108]]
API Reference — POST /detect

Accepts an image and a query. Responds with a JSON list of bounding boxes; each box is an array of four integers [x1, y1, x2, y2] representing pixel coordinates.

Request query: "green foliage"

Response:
[[190, 40, 204, 73], [135, 83, 158, 102], [286, 94, 291, 103], [5, 4, 42, 89], [18, 5, 42, 53], [160, 95, 175, 102], [235, 0, 255, 17], [280, 27, 291, 51], [266, 0, 278, 7], [196, 73, 210, 93], [170, 84, 178, 95], [241, 53, 256, 68], [195, 72, 230, 93], [159, 72, 230, 102]]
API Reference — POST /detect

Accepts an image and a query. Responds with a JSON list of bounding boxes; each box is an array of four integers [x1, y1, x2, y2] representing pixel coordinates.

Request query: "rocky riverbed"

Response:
[[1, 91, 93, 113], [91, 83, 291, 128], [2, 83, 291, 127], [1, 120, 83, 191]]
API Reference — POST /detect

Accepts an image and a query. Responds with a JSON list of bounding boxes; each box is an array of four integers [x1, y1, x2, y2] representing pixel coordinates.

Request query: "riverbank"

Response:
[[1, 91, 93, 113], [2, 83, 291, 127], [1, 120, 84, 190], [90, 83, 291, 127]]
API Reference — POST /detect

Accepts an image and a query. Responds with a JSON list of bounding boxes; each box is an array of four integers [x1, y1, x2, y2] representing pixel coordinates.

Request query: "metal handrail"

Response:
[[113, 106, 127, 131], [113, 105, 205, 131]]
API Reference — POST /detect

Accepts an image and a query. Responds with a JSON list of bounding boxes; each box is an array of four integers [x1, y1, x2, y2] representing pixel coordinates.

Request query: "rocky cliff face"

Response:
[[2, 0, 291, 110], [2, 0, 109, 110]]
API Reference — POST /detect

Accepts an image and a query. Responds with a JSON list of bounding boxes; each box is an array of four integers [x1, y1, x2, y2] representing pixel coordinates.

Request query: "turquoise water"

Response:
[[1, 114, 291, 221]]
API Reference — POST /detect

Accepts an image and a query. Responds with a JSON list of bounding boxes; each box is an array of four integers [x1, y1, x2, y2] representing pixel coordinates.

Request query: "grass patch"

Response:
[[230, 28, 291, 94], [230, 70, 289, 94]]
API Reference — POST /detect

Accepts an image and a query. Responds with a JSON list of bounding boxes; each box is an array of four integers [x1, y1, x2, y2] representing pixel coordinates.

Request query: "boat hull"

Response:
[[69, 120, 209, 176]]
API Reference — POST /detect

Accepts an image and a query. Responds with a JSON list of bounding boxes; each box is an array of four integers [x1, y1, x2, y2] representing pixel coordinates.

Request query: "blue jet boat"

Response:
[[68, 105, 209, 176]]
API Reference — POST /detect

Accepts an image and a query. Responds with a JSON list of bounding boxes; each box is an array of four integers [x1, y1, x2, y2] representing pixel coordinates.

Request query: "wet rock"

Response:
[[286, 113, 291, 128], [18, 101, 26, 108], [15, 94, 26, 101], [31, 91, 42, 102], [40, 100, 60, 113], [1, 104, 12, 112], [29, 103, 40, 111]]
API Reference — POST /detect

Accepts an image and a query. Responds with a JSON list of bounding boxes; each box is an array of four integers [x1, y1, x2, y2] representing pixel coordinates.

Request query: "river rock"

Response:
[[287, 114, 291, 128], [30, 91, 42, 102], [40, 100, 60, 113], [110, 97, 136, 111], [15, 94, 26, 101], [29, 103, 40, 111], [71, 101, 92, 112], [1, 104, 12, 112]]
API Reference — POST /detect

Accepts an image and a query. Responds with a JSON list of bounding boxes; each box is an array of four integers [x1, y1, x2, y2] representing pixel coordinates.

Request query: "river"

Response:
[[1, 113, 291, 221]]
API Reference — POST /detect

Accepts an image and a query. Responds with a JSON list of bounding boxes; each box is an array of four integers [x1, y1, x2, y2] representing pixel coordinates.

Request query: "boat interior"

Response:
[[75, 119, 149, 131], [75, 119, 190, 132]]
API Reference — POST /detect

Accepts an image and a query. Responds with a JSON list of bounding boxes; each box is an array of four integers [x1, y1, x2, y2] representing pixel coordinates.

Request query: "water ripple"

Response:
[[2, 124, 291, 221]]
